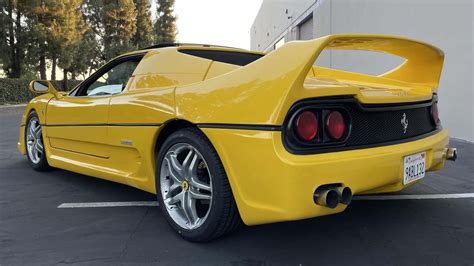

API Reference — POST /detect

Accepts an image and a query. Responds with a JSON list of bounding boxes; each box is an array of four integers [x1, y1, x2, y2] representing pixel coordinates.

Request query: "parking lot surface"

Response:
[[1, 106, 473, 265]]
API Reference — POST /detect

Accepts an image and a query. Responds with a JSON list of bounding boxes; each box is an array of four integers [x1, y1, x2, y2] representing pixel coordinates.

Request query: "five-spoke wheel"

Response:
[[156, 128, 241, 242], [26, 116, 44, 164], [160, 143, 213, 230], [25, 111, 50, 171]]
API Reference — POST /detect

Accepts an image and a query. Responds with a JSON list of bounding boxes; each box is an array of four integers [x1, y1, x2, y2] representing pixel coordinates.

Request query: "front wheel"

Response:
[[25, 111, 50, 171], [155, 128, 241, 242]]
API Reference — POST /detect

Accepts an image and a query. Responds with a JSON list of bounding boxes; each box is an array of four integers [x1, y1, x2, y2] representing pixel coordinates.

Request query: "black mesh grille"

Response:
[[283, 96, 440, 154], [347, 104, 436, 146]]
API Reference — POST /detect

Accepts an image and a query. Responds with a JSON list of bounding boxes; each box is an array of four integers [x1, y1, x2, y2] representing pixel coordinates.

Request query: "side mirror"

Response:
[[28, 80, 61, 99]]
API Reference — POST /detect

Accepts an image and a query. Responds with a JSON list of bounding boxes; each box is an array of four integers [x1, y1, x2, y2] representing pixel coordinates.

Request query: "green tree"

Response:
[[51, 0, 87, 88], [46, 0, 85, 81], [102, 0, 137, 60], [31, 0, 49, 79], [132, 0, 155, 48], [83, 0, 137, 61], [82, 0, 105, 61], [0, 0, 28, 78], [155, 0, 176, 43], [65, 27, 99, 81]]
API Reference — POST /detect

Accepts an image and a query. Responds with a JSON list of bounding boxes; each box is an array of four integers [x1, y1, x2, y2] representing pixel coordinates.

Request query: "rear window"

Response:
[[179, 49, 263, 66]]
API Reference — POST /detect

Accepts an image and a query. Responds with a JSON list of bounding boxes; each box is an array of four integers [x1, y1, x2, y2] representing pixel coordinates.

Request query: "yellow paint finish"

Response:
[[109, 87, 175, 124], [48, 147, 132, 186], [130, 73, 203, 90], [105, 126, 161, 192], [48, 138, 110, 158], [46, 96, 111, 157], [204, 61, 240, 80], [122, 48, 213, 92], [47, 126, 163, 193], [204, 128, 449, 225], [131, 74, 178, 89], [17, 125, 26, 155]]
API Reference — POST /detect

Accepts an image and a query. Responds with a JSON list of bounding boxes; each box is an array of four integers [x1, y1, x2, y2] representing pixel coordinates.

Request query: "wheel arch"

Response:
[[154, 119, 196, 157]]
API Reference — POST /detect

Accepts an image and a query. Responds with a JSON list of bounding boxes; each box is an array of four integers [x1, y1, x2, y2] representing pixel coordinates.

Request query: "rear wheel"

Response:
[[25, 111, 50, 171], [155, 128, 241, 242]]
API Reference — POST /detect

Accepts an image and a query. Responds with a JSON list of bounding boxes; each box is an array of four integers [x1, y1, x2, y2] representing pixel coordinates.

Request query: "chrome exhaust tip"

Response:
[[446, 148, 457, 161], [336, 187, 353, 205], [314, 188, 339, 209]]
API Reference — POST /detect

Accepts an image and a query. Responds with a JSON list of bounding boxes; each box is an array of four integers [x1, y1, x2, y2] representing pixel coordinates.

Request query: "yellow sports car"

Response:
[[18, 34, 456, 241]]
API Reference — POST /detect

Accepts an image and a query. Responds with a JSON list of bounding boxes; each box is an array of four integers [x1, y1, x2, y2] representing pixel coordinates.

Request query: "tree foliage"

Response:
[[0, 0, 177, 80], [155, 0, 177, 43], [0, 0, 29, 78], [102, 0, 137, 60], [132, 0, 155, 48]]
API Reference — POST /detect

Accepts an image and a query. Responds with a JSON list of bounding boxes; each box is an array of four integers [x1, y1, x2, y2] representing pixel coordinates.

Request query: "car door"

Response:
[[46, 55, 143, 158]]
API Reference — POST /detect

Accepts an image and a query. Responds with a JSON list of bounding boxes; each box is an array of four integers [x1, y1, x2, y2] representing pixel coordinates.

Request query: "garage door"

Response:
[[298, 16, 313, 40]]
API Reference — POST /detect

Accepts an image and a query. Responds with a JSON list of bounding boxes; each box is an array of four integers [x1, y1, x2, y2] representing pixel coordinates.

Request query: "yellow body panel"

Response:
[[202, 128, 448, 225], [46, 96, 111, 157], [18, 34, 450, 225]]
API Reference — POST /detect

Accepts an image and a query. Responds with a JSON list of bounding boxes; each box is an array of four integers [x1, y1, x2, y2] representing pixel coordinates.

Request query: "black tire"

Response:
[[25, 111, 51, 171], [155, 127, 241, 242]]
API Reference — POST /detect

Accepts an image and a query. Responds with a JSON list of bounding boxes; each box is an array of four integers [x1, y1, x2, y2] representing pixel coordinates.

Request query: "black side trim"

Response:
[[197, 123, 281, 131], [43, 123, 163, 127]]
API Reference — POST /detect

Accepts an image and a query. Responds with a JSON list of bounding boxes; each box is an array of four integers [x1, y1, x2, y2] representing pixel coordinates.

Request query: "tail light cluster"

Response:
[[290, 108, 351, 145], [284, 95, 440, 155]]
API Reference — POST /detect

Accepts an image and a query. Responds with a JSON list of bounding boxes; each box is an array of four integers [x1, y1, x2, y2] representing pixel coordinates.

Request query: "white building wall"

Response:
[[251, 0, 474, 142], [250, 0, 316, 51]]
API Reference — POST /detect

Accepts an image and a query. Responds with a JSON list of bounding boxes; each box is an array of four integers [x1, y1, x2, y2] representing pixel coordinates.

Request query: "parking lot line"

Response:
[[354, 193, 474, 201], [56, 193, 474, 208], [57, 201, 159, 208]]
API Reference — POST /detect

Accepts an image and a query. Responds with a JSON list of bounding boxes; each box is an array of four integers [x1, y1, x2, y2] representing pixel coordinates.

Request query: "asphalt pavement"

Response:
[[1, 106, 473, 266]]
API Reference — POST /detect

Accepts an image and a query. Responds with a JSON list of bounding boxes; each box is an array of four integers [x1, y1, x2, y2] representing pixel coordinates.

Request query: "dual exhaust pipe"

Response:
[[314, 185, 352, 209]]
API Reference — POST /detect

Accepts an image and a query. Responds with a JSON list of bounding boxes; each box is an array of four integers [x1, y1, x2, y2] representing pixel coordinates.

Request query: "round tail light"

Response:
[[326, 111, 346, 141], [295, 111, 318, 141], [431, 102, 439, 124]]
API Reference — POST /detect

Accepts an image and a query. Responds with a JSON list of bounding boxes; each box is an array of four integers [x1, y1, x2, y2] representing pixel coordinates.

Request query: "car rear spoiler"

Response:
[[272, 34, 444, 89]]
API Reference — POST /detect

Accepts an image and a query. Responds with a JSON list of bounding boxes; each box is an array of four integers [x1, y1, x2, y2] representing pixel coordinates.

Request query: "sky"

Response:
[[173, 0, 263, 49]]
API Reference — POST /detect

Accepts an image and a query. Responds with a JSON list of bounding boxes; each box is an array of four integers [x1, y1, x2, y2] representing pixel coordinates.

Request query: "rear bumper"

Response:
[[203, 128, 450, 225]]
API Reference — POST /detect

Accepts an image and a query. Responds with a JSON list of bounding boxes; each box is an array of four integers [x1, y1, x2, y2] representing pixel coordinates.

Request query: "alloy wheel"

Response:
[[26, 117, 44, 164], [159, 143, 213, 230]]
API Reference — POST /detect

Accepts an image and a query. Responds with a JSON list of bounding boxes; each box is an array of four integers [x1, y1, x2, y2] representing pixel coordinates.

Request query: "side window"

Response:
[[79, 58, 141, 96]]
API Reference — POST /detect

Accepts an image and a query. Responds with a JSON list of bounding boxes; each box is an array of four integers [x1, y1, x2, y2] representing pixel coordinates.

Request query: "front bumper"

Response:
[[203, 128, 450, 225], [17, 125, 26, 155]]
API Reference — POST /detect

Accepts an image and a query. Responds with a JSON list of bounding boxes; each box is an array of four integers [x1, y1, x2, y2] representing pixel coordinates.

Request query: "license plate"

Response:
[[403, 152, 426, 185]]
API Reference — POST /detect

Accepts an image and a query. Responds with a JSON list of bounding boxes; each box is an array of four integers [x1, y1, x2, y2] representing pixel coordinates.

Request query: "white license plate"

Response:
[[403, 152, 426, 185]]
